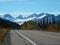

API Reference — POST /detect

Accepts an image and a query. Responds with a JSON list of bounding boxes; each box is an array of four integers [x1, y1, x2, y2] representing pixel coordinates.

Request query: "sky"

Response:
[[0, 0, 60, 17]]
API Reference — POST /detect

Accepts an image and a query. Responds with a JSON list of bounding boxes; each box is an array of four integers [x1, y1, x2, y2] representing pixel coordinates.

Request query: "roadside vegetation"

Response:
[[0, 18, 20, 42], [21, 16, 60, 32], [0, 28, 8, 42]]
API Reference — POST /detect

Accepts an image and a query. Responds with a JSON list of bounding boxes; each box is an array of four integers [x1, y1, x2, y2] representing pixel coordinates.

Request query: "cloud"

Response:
[[0, 11, 40, 17], [0, 12, 60, 18], [46, 12, 60, 16], [9, 12, 40, 15], [8, 12, 40, 17]]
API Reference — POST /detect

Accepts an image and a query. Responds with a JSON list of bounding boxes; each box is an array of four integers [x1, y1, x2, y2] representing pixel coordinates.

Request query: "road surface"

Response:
[[2, 30, 32, 45], [2, 30, 60, 45], [16, 30, 60, 45]]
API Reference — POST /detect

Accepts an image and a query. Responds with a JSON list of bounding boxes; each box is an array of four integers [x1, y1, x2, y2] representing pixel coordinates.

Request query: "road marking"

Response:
[[15, 30, 36, 45]]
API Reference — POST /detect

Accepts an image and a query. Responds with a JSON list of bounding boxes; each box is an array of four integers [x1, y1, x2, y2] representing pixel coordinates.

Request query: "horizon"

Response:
[[0, 12, 60, 18]]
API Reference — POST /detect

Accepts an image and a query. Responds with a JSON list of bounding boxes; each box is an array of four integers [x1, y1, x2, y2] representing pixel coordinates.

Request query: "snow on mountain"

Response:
[[38, 13, 45, 17], [37, 14, 46, 19], [2, 14, 14, 21], [55, 14, 60, 22], [14, 17, 36, 25], [27, 17, 36, 21], [14, 19, 26, 22], [16, 15, 24, 19], [1, 13, 60, 25], [14, 13, 59, 25], [14, 13, 37, 25], [27, 13, 37, 18]]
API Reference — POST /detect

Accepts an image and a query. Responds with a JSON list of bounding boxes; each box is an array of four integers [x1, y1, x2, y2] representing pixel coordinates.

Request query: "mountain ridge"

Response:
[[1, 13, 60, 25]]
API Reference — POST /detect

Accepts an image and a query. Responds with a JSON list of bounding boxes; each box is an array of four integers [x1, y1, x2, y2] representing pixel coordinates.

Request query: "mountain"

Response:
[[43, 13, 55, 21], [14, 13, 38, 25], [2, 14, 14, 21], [38, 13, 45, 17], [15, 15, 27, 25], [14, 13, 56, 24], [42, 13, 55, 24], [55, 15, 60, 22], [34, 13, 46, 23], [1, 13, 60, 25], [0, 18, 20, 29], [27, 13, 37, 18], [16, 15, 24, 19]]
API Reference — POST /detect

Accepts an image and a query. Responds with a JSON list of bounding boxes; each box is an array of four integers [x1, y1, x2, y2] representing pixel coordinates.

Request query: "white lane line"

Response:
[[15, 30, 36, 45]]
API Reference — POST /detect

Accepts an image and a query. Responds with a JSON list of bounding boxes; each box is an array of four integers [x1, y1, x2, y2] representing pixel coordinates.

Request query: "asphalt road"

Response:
[[2, 30, 60, 45], [2, 30, 32, 45], [16, 30, 60, 45]]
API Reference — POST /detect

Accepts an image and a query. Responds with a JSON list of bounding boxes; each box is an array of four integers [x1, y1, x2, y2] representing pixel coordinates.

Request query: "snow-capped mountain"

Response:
[[38, 13, 45, 17], [27, 13, 37, 18], [2, 14, 14, 21], [1, 13, 60, 25], [14, 13, 38, 25], [14, 13, 56, 25], [16, 15, 25, 19], [14, 17, 36, 25], [37, 13, 46, 19], [41, 13, 55, 23], [55, 14, 60, 22]]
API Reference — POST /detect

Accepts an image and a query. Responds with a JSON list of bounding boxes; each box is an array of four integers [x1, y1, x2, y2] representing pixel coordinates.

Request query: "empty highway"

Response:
[[3, 30, 60, 45]]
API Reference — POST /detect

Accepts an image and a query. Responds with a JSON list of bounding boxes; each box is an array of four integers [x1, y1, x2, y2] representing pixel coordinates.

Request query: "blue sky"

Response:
[[0, 0, 60, 17]]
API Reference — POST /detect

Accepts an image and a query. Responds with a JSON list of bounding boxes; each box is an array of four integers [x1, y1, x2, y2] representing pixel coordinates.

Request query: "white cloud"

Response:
[[8, 12, 40, 17], [0, 11, 40, 18], [45, 12, 60, 16], [0, 12, 60, 18], [9, 12, 40, 15]]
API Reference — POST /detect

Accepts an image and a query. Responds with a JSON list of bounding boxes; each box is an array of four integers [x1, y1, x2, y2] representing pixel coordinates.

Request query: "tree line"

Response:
[[0, 18, 20, 30], [21, 16, 60, 32]]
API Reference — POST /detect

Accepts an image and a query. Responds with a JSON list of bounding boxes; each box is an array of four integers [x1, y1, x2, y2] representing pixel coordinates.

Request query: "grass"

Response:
[[0, 28, 8, 42]]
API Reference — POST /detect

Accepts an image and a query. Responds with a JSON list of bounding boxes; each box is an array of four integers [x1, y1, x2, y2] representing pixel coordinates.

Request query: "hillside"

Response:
[[1, 13, 60, 25], [21, 18, 60, 32], [0, 18, 20, 42], [0, 18, 20, 29]]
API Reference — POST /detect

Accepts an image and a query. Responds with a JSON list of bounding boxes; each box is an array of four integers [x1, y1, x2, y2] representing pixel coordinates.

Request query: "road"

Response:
[[16, 30, 60, 45], [2, 30, 32, 45], [2, 30, 60, 45]]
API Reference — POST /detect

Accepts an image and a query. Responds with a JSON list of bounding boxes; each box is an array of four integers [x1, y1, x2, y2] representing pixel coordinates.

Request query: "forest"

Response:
[[21, 16, 60, 32]]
